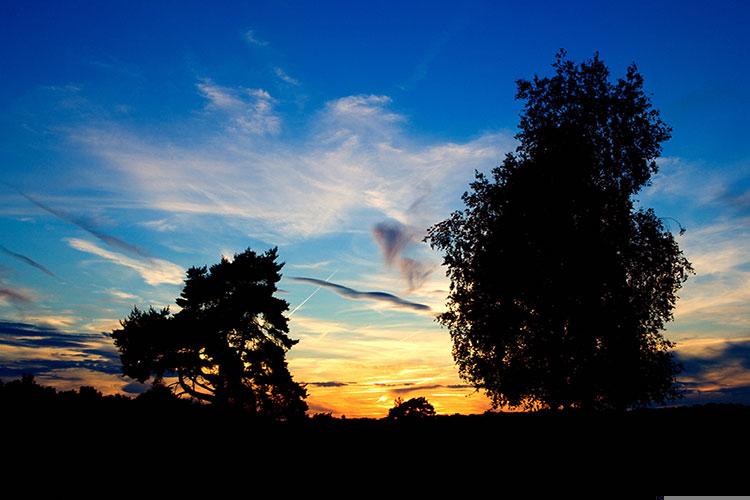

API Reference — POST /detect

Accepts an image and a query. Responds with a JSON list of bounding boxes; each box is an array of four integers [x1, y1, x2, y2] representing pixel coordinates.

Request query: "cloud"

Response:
[[105, 289, 141, 302], [373, 220, 434, 290], [678, 339, 750, 374], [646, 157, 750, 216], [71, 93, 512, 241], [676, 339, 750, 405], [20, 191, 151, 258], [290, 260, 332, 270], [139, 218, 178, 232], [274, 67, 299, 86], [66, 238, 184, 286], [641, 157, 750, 341], [290, 276, 431, 313], [399, 257, 433, 291], [243, 29, 268, 47], [197, 81, 281, 135], [326, 94, 402, 123], [306, 381, 350, 387], [0, 287, 34, 306], [0, 320, 120, 379], [390, 383, 444, 394], [121, 381, 150, 394], [0, 245, 57, 278], [373, 220, 413, 265]]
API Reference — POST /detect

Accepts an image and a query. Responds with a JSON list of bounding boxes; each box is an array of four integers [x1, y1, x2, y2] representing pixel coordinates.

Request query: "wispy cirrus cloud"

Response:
[[197, 81, 281, 135], [289, 260, 332, 270], [643, 157, 750, 340], [66, 238, 183, 286], [71, 91, 512, 240], [243, 29, 268, 47], [290, 276, 431, 313], [0, 245, 57, 278], [326, 94, 403, 123], [20, 191, 151, 258], [274, 67, 299, 86]]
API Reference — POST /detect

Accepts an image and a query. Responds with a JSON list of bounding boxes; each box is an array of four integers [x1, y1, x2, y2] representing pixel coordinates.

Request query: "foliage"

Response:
[[111, 247, 307, 419], [388, 396, 436, 420], [427, 51, 693, 411]]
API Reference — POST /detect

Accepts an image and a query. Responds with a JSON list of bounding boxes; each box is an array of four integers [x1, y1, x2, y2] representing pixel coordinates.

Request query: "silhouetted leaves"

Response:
[[110, 247, 308, 420], [427, 51, 693, 411], [388, 396, 436, 420]]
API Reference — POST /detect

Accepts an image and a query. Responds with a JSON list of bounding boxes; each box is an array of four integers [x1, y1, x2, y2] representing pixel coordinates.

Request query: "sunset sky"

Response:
[[1, 0, 748, 416]]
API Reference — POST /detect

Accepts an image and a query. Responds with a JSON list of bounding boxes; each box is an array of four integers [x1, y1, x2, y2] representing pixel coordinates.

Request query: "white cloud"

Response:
[[196, 81, 244, 110], [139, 218, 178, 232], [274, 67, 299, 86], [66, 238, 184, 286], [644, 158, 750, 337], [243, 29, 268, 47], [105, 289, 141, 302], [290, 260, 332, 270], [645, 156, 749, 212], [197, 81, 280, 135], [327, 95, 401, 122], [73, 91, 514, 240], [671, 218, 750, 330]]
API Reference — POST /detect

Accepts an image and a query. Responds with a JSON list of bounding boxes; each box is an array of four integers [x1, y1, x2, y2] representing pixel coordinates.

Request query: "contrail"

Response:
[[20, 191, 152, 258], [289, 269, 337, 316], [0, 245, 58, 279]]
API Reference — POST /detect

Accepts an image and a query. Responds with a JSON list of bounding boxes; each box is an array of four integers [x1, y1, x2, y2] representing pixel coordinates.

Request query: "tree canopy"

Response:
[[111, 247, 307, 419], [387, 396, 436, 420], [427, 51, 693, 411]]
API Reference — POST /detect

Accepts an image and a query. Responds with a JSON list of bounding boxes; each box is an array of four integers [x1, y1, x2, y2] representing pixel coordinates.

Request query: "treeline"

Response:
[[4, 374, 749, 425], [2, 375, 748, 484]]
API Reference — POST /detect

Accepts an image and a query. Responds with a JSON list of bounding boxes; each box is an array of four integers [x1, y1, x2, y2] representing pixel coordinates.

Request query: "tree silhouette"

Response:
[[427, 51, 693, 411], [388, 396, 436, 420], [111, 247, 307, 419]]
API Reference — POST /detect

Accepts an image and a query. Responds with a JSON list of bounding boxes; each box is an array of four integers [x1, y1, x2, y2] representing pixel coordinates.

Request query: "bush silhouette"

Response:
[[110, 247, 307, 420], [427, 51, 692, 411], [388, 397, 436, 420]]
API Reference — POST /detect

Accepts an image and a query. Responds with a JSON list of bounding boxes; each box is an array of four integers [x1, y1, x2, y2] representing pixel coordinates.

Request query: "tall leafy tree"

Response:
[[427, 52, 693, 411], [111, 247, 307, 419]]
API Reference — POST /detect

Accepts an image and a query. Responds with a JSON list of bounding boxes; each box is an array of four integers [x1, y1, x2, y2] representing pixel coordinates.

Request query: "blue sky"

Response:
[[1, 0, 748, 415]]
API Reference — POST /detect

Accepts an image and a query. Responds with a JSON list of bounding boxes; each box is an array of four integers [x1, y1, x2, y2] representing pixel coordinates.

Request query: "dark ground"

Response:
[[1, 376, 746, 492]]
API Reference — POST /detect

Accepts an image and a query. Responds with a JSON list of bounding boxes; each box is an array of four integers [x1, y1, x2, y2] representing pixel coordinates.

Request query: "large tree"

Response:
[[427, 52, 693, 411], [111, 247, 307, 419]]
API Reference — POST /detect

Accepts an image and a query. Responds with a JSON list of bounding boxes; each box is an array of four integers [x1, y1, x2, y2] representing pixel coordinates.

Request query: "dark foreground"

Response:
[[2, 377, 746, 492]]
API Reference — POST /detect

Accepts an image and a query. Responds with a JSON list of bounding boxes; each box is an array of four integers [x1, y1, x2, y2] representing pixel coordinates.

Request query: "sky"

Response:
[[1, 0, 748, 417]]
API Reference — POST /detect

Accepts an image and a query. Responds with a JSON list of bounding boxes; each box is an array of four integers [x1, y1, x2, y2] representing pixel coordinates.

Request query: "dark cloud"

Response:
[[675, 339, 750, 406], [0, 287, 33, 305], [290, 276, 431, 312], [306, 381, 350, 387], [373, 221, 412, 265], [121, 381, 150, 394], [0, 245, 57, 278], [399, 257, 433, 291], [21, 191, 151, 258], [679, 385, 750, 406], [372, 220, 434, 290], [390, 384, 444, 394], [677, 340, 750, 375], [0, 320, 120, 378]]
